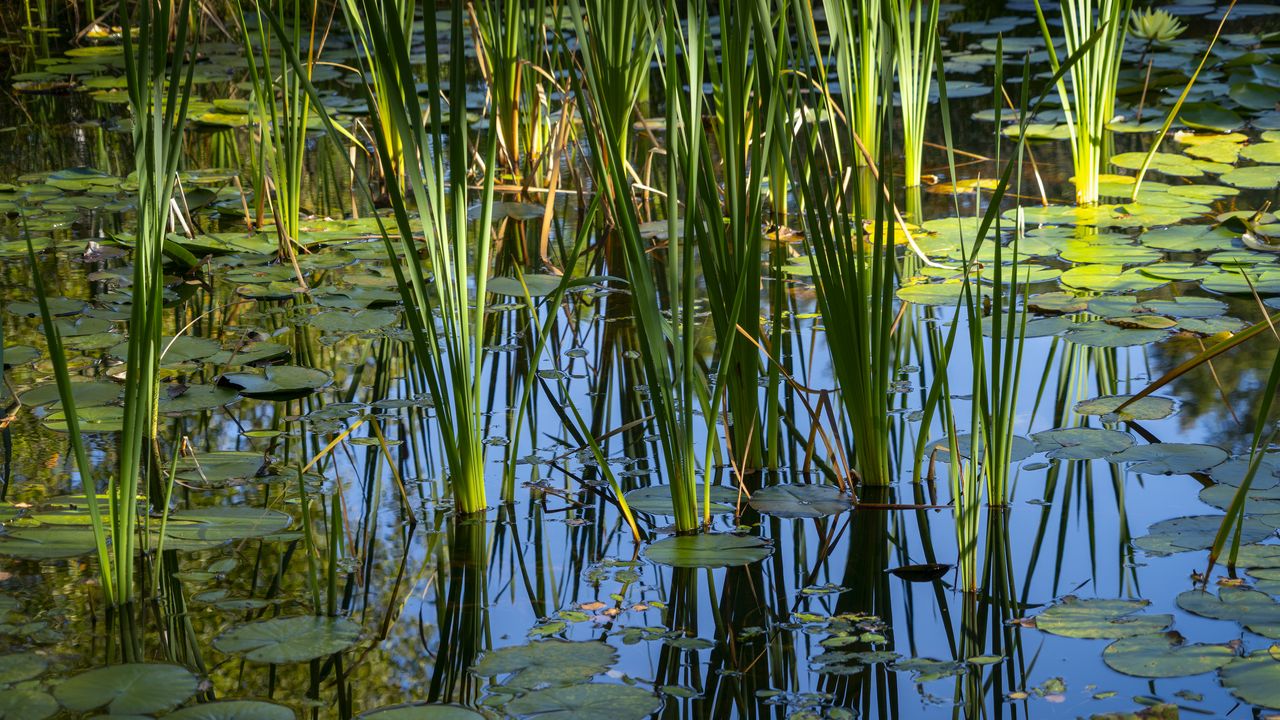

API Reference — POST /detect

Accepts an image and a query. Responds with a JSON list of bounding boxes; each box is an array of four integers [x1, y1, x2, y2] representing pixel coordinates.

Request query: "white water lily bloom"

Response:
[[1129, 8, 1187, 43]]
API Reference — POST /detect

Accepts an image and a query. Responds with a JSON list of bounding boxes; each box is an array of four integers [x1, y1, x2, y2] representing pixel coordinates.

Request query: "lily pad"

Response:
[[218, 366, 331, 400], [1136, 515, 1275, 555], [0, 688, 57, 719], [355, 703, 483, 719], [174, 451, 268, 489], [503, 683, 662, 720], [1220, 651, 1280, 708], [1178, 588, 1280, 637], [1031, 428, 1134, 460], [1074, 395, 1176, 422], [1102, 632, 1235, 678], [306, 309, 398, 333], [472, 639, 617, 689], [748, 484, 850, 519], [213, 616, 362, 664], [1033, 597, 1172, 639], [166, 700, 297, 720], [0, 650, 47, 683], [1107, 443, 1229, 475], [54, 663, 198, 714], [644, 533, 773, 569], [624, 485, 739, 516]]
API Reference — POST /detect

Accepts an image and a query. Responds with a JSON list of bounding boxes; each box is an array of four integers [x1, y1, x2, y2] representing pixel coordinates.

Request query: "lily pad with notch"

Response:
[[644, 533, 773, 569], [1102, 632, 1235, 678], [218, 366, 331, 400], [213, 615, 362, 664], [624, 484, 739, 516], [1032, 597, 1172, 639], [748, 484, 850, 519], [503, 683, 662, 720], [1220, 651, 1280, 709], [1107, 443, 1229, 475], [165, 700, 296, 720], [54, 662, 198, 715], [1135, 515, 1276, 555], [1074, 394, 1176, 422], [174, 451, 268, 489], [1031, 427, 1134, 460], [1177, 587, 1280, 637], [472, 639, 617, 689]]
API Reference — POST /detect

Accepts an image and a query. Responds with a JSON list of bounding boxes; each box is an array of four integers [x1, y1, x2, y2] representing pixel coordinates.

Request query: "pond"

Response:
[[2, 1, 1280, 718]]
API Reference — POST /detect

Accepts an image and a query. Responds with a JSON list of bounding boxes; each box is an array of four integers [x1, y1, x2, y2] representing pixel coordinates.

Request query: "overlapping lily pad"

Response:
[[213, 616, 361, 664]]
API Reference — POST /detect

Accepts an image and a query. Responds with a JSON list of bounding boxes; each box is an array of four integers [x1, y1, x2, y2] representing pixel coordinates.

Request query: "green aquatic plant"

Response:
[[820, 0, 890, 167], [337, 0, 500, 514], [1032, 0, 1133, 205], [572, 0, 708, 531], [889, 0, 940, 187], [337, 0, 413, 182], [473, 0, 551, 175], [236, 0, 324, 267]]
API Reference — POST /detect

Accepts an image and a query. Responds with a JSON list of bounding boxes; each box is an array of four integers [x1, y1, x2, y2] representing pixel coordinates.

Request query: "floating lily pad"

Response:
[[54, 663, 198, 714], [1108, 443, 1229, 475], [1033, 597, 1172, 639], [7, 296, 84, 317], [1063, 320, 1170, 347], [1178, 588, 1280, 637], [1209, 456, 1280, 488], [207, 341, 291, 366], [1220, 651, 1280, 708], [472, 639, 616, 689], [166, 700, 297, 720], [1222, 165, 1280, 190], [922, 433, 1036, 463], [162, 506, 293, 550], [306, 309, 398, 333], [503, 683, 662, 720], [174, 451, 267, 489], [159, 384, 240, 414], [644, 533, 773, 569], [218, 366, 331, 400], [109, 336, 220, 365], [624, 485, 739, 516], [0, 688, 57, 719], [748, 484, 849, 519], [2, 345, 39, 367], [1074, 395, 1176, 422], [213, 616, 361, 664], [0, 650, 47, 683], [19, 380, 121, 409], [355, 703, 483, 719], [1102, 632, 1235, 678], [487, 274, 564, 297], [1136, 516, 1275, 555], [1031, 428, 1134, 460]]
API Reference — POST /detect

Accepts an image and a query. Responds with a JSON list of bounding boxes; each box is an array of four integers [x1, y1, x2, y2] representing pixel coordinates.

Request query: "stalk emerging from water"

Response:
[[1032, 0, 1133, 205], [889, 0, 939, 187]]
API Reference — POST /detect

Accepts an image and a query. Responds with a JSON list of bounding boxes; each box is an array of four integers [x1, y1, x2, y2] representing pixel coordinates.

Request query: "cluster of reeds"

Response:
[[1033, 0, 1133, 205], [26, 0, 196, 646]]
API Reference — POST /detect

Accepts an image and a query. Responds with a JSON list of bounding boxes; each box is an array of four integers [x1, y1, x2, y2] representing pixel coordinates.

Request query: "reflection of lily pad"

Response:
[[166, 700, 296, 720], [472, 639, 616, 689], [504, 683, 661, 720], [1102, 632, 1234, 678], [1107, 443, 1228, 475], [1074, 395, 1176, 422], [1033, 597, 1171, 639], [54, 663, 198, 715], [624, 485, 739, 516], [1031, 428, 1133, 460], [644, 533, 773, 569], [218, 366, 331, 400], [214, 616, 361, 664], [748, 484, 850, 519]]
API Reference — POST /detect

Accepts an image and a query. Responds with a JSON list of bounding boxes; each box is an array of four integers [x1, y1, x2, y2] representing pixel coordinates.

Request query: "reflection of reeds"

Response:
[[429, 518, 490, 703]]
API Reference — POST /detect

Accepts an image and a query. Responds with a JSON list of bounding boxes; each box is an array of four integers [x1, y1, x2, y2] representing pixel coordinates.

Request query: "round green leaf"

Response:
[[213, 616, 361, 664], [218, 366, 331, 401], [355, 703, 483, 719], [503, 683, 661, 720], [624, 485, 739, 516], [1220, 651, 1280, 708], [54, 663, 198, 714], [166, 700, 296, 720], [1107, 443, 1229, 475], [1031, 428, 1134, 460], [472, 639, 617, 689], [1102, 632, 1235, 678], [644, 533, 773, 569], [0, 688, 57, 719], [748, 484, 850, 519], [1074, 395, 1176, 422], [1033, 597, 1171, 639]]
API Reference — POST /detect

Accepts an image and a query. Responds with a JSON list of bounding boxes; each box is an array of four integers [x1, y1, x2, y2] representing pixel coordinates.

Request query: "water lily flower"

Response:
[[1129, 8, 1187, 44]]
